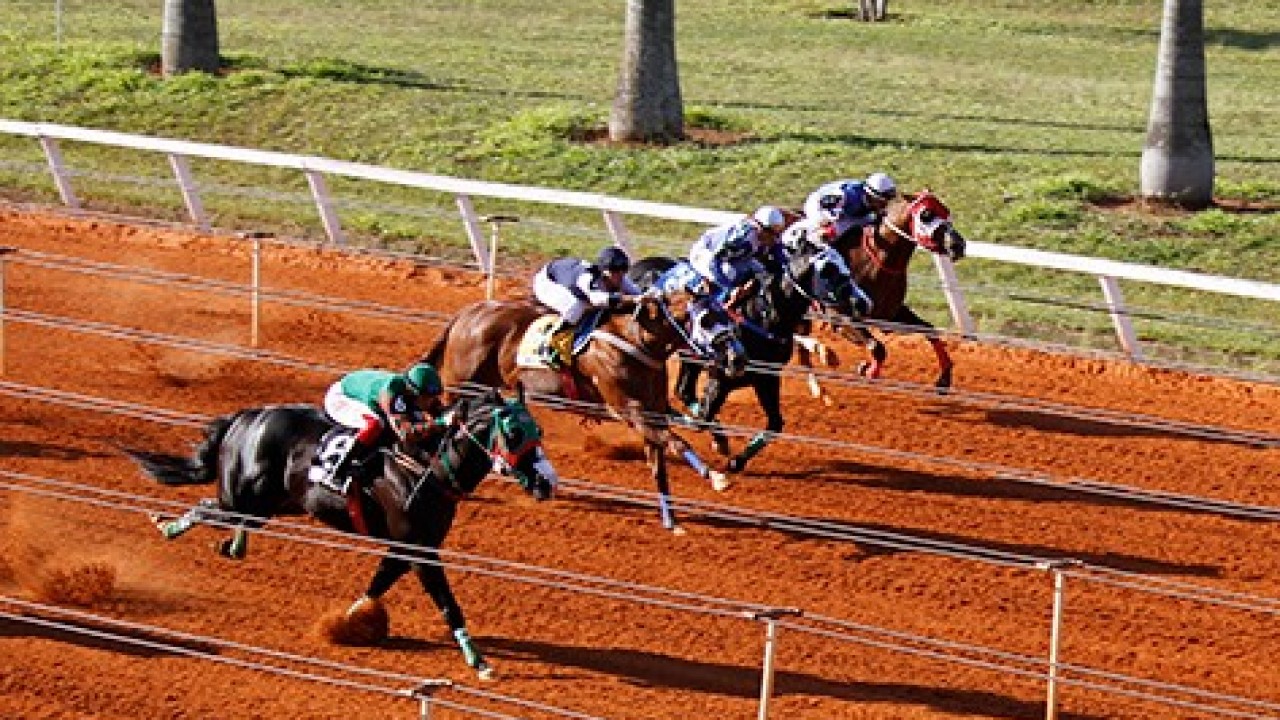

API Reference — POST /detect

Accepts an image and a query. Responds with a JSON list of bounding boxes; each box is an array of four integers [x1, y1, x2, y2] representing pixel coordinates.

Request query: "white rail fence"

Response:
[[3, 120, 1279, 362]]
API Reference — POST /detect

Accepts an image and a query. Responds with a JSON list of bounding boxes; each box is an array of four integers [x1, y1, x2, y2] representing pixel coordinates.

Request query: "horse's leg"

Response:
[[853, 326, 887, 380], [697, 374, 734, 458], [662, 420, 731, 495], [729, 376, 784, 473], [152, 498, 221, 539], [792, 335, 838, 406], [673, 358, 703, 415], [410, 550, 494, 680], [895, 305, 952, 392]]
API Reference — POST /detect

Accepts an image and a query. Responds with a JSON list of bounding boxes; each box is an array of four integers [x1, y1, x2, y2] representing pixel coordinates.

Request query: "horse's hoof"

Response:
[[669, 524, 689, 536], [709, 471, 732, 492], [476, 663, 496, 682], [728, 457, 747, 474], [856, 361, 871, 377], [149, 514, 175, 538], [215, 539, 245, 560]]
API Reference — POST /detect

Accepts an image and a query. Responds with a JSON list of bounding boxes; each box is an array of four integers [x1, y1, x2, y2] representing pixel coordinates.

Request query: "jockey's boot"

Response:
[[324, 440, 370, 496], [544, 319, 576, 369]]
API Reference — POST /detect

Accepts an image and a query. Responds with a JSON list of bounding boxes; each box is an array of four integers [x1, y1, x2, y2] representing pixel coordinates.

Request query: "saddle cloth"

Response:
[[307, 427, 357, 485], [515, 311, 603, 369]]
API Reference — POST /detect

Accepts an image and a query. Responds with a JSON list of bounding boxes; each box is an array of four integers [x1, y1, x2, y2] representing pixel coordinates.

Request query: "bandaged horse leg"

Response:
[[728, 376, 784, 474], [892, 305, 952, 391], [152, 497, 220, 539], [413, 551, 495, 680], [792, 334, 839, 406]]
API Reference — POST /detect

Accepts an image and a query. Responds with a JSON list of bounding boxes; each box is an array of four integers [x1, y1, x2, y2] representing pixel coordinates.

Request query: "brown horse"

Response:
[[421, 289, 746, 534], [794, 189, 966, 393]]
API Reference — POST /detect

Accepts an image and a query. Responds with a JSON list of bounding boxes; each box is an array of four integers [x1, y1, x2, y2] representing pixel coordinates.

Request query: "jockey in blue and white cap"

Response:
[[687, 206, 787, 313], [799, 172, 897, 248], [532, 245, 643, 368]]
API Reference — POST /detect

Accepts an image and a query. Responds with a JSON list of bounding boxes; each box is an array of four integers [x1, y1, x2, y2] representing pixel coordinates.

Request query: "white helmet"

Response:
[[752, 205, 786, 233], [864, 172, 897, 201]]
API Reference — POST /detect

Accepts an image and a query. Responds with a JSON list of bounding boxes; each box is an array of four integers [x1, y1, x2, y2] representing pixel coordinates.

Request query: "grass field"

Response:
[[1, 0, 1277, 372]]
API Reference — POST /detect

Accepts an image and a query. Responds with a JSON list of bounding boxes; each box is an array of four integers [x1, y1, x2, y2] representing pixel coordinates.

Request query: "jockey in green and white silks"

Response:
[[532, 245, 643, 368], [320, 363, 448, 495]]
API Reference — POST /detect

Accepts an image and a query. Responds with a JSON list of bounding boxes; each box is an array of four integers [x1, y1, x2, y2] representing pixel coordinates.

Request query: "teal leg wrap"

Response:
[[454, 628, 482, 668]]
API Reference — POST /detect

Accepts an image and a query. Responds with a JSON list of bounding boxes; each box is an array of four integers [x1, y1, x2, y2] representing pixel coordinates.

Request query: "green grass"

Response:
[[1, 0, 1278, 373]]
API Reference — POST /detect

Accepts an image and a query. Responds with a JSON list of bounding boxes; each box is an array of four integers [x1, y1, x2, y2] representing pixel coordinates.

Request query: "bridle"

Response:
[[402, 401, 541, 502], [590, 291, 701, 370]]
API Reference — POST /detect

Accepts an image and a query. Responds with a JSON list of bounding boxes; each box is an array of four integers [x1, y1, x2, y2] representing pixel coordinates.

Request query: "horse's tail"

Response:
[[124, 413, 236, 485]]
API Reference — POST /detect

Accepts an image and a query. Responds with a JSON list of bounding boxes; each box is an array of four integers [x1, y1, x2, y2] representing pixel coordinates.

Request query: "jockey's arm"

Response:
[[723, 277, 758, 311], [379, 390, 448, 443]]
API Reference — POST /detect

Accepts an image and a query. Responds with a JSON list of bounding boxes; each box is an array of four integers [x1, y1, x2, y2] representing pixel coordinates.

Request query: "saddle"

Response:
[[515, 308, 606, 369]]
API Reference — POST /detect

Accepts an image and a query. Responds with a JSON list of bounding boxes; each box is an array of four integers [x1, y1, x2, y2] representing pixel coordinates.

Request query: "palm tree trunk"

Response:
[[162, 0, 220, 77], [609, 0, 684, 144], [1140, 0, 1214, 209]]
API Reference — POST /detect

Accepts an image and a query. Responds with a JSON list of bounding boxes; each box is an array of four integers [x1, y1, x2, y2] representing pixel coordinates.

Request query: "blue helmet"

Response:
[[597, 246, 631, 272]]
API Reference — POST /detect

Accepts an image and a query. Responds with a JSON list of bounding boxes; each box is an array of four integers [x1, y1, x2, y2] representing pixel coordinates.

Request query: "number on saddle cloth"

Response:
[[307, 427, 359, 486]]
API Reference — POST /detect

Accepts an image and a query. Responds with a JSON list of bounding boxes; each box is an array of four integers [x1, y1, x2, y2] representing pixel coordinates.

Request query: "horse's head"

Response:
[[643, 287, 747, 379], [456, 384, 557, 500], [789, 241, 871, 319], [885, 190, 966, 261]]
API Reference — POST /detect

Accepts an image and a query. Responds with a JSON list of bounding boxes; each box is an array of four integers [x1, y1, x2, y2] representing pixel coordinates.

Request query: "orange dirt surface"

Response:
[[1, 205, 1278, 719]]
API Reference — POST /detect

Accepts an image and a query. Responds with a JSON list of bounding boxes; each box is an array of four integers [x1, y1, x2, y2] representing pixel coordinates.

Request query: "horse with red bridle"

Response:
[[421, 287, 747, 534], [794, 189, 966, 392]]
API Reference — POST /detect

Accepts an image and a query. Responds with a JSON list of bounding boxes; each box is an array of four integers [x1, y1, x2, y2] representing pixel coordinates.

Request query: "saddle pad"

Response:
[[515, 315, 560, 369], [307, 427, 356, 484]]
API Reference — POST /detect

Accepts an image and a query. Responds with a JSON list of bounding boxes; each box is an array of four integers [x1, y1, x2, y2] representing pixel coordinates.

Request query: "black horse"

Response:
[[127, 385, 556, 680], [629, 241, 864, 473]]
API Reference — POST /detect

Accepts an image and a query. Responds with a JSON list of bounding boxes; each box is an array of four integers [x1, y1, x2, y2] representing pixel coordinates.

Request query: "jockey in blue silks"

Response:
[[665, 206, 786, 416], [800, 172, 897, 247], [687, 205, 787, 314], [532, 245, 642, 369]]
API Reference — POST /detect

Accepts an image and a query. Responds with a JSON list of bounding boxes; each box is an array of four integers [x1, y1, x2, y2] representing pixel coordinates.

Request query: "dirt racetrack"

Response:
[[1, 205, 1278, 719]]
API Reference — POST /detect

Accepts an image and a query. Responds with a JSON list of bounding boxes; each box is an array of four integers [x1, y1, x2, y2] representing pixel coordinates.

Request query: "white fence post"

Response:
[[480, 215, 519, 301], [239, 232, 271, 347], [1038, 559, 1081, 720], [167, 154, 209, 231], [408, 679, 452, 719], [37, 136, 79, 208], [932, 254, 975, 335], [304, 170, 345, 245], [602, 210, 634, 258], [455, 194, 490, 270], [752, 607, 802, 720], [1099, 276, 1143, 360]]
